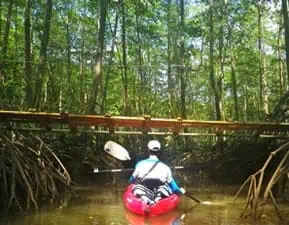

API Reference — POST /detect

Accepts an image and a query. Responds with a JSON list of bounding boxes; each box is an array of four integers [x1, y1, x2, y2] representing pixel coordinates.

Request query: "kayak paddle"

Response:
[[184, 193, 201, 203], [93, 166, 184, 173], [183, 193, 213, 205], [104, 140, 131, 161]]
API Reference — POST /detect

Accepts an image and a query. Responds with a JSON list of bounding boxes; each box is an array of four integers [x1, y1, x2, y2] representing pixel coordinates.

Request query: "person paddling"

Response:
[[129, 140, 185, 205]]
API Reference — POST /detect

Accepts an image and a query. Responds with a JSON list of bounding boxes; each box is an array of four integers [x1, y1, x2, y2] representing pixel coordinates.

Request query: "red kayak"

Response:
[[123, 184, 180, 216]]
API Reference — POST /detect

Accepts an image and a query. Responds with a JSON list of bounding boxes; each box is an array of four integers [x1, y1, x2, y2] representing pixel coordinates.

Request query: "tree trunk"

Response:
[[59, 66, 64, 112], [270, 89, 289, 121], [179, 0, 186, 119], [34, 0, 53, 109], [257, 3, 269, 116], [167, 0, 175, 118], [0, 0, 2, 41], [121, 0, 129, 115], [282, 0, 289, 87], [209, 0, 224, 121], [244, 83, 248, 121], [135, 1, 144, 115], [80, 1, 87, 113], [14, 3, 18, 55], [230, 48, 239, 120], [80, 38, 84, 112], [65, 6, 72, 111], [209, 0, 215, 117], [278, 15, 284, 94], [87, 0, 108, 114], [80, 25, 86, 113], [217, 0, 225, 120], [227, 3, 238, 120], [101, 12, 119, 114], [2, 0, 13, 58], [24, 0, 33, 108]]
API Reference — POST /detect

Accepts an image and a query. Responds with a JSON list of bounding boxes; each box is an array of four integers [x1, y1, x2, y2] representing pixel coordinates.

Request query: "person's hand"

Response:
[[179, 187, 186, 194]]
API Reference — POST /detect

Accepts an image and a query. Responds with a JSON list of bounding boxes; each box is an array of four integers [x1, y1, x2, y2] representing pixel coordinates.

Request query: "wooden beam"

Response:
[[1, 126, 289, 138], [1, 110, 289, 132]]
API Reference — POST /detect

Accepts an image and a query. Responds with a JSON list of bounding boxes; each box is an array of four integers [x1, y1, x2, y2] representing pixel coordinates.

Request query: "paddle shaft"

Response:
[[93, 168, 133, 173], [184, 193, 201, 203], [93, 166, 184, 173]]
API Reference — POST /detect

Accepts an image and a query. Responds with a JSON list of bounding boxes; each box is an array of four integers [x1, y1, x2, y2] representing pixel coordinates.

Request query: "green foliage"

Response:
[[0, 0, 286, 122]]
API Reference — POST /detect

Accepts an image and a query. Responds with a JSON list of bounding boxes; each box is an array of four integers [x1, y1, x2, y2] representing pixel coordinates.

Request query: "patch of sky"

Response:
[[186, 0, 209, 19]]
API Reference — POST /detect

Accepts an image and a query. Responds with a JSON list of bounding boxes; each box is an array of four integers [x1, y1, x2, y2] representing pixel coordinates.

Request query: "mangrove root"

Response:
[[0, 131, 71, 212], [233, 141, 289, 222]]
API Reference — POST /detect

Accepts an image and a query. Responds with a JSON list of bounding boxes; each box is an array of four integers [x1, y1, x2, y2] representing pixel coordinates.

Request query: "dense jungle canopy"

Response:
[[1, 0, 289, 120], [1, 0, 289, 222]]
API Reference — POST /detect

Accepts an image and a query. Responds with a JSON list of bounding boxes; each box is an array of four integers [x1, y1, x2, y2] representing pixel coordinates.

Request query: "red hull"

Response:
[[123, 184, 180, 216]]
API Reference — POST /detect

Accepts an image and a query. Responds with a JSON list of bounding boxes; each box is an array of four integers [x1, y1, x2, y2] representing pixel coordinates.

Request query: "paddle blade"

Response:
[[104, 141, 131, 161]]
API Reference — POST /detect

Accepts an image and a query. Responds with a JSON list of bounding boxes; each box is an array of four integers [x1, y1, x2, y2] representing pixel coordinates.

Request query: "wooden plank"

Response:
[[1, 110, 289, 132], [1, 126, 289, 138]]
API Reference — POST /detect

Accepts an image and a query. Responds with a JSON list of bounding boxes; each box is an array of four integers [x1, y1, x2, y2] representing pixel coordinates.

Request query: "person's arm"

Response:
[[129, 168, 138, 183], [129, 175, 136, 183], [168, 177, 182, 193], [167, 167, 185, 194], [129, 161, 141, 183]]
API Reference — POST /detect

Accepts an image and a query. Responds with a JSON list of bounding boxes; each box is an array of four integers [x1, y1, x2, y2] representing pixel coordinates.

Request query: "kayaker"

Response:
[[129, 140, 185, 205]]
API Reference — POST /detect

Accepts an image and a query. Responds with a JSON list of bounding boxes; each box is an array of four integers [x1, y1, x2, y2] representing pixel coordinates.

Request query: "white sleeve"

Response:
[[132, 161, 142, 178]]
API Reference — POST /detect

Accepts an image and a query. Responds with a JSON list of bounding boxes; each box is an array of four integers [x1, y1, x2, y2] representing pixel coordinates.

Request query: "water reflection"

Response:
[[0, 183, 286, 225], [125, 210, 184, 225]]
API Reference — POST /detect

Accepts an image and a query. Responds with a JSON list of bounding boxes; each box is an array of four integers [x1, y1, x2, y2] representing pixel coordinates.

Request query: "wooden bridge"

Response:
[[1, 110, 289, 138]]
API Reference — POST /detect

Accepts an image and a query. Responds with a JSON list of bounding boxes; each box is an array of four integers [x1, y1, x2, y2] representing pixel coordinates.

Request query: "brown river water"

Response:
[[0, 173, 288, 225]]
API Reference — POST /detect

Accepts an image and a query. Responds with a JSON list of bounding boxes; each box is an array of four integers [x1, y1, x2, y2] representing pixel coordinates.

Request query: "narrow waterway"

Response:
[[0, 173, 287, 225]]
